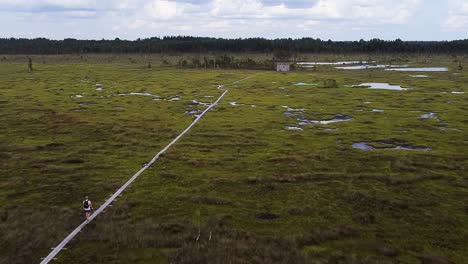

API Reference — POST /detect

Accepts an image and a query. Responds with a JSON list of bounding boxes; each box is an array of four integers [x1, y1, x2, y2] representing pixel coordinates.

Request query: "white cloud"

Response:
[[307, 0, 343, 18], [43, 0, 96, 8], [444, 0, 468, 30], [106, 0, 424, 39], [61, 10, 97, 18], [297, 20, 321, 30], [144, 0, 184, 20], [307, 0, 421, 23], [210, 0, 264, 17], [206, 0, 421, 22], [1, 0, 465, 40], [0, 0, 423, 23], [0, 0, 97, 8], [127, 19, 147, 29]]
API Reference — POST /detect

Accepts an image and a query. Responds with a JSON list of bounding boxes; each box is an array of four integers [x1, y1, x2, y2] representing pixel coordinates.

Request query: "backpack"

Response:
[[83, 200, 89, 209]]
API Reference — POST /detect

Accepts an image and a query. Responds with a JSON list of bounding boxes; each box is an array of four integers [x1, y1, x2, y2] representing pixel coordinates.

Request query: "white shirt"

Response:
[[84, 199, 92, 211]]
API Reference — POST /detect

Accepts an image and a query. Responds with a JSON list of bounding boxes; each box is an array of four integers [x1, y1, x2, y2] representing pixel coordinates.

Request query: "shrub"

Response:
[[323, 79, 338, 88]]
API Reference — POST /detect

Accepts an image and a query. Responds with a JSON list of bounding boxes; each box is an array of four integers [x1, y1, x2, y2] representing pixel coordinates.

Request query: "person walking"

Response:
[[83, 195, 93, 219]]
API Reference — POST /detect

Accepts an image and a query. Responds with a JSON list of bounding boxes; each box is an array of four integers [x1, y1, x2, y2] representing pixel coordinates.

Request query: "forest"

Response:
[[1, 36, 468, 54]]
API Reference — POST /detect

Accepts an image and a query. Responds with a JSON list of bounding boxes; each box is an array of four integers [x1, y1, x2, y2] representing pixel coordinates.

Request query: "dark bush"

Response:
[[323, 79, 338, 88], [298, 225, 358, 246], [255, 212, 279, 220]]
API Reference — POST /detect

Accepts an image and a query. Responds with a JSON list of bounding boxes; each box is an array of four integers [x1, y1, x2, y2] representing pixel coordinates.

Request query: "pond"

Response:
[[119, 92, 159, 97], [294, 82, 317, 86], [336, 64, 407, 70], [95, 84, 104, 90], [420, 113, 438, 120], [297, 61, 369, 66], [191, 99, 211, 106], [353, 83, 408, 91], [185, 110, 202, 117], [298, 114, 353, 125], [285, 126, 303, 131], [353, 142, 432, 151], [282, 106, 305, 112], [386, 67, 448, 72]]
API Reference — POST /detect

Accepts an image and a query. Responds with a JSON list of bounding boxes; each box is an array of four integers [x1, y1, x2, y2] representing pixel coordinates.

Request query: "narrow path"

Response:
[[232, 74, 257, 84], [40, 75, 254, 264]]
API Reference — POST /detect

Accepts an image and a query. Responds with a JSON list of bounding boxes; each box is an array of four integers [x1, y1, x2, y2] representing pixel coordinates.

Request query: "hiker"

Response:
[[83, 196, 93, 219]]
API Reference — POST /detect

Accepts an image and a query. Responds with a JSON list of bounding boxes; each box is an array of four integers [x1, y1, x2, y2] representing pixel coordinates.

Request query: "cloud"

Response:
[[106, 0, 424, 39], [144, 0, 185, 20], [0, 0, 423, 23], [206, 0, 421, 22], [0, 0, 97, 10], [306, 0, 422, 23], [0, 0, 465, 40], [444, 0, 468, 30], [210, 0, 265, 17], [127, 19, 147, 29]]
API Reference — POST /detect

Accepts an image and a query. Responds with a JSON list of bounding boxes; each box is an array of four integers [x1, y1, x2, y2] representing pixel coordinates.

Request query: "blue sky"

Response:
[[0, 0, 467, 40]]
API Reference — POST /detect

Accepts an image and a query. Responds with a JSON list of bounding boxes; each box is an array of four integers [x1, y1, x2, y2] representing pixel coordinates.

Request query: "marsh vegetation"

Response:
[[0, 53, 466, 263]]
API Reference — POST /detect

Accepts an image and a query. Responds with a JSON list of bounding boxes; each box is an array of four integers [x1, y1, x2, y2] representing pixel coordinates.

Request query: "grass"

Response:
[[0, 54, 467, 263]]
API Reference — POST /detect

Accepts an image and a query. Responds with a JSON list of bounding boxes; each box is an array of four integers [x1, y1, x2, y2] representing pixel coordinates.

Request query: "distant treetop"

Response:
[[0, 36, 467, 54]]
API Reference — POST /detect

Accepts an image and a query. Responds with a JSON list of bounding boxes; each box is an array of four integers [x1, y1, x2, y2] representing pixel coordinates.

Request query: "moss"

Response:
[[1, 54, 467, 263]]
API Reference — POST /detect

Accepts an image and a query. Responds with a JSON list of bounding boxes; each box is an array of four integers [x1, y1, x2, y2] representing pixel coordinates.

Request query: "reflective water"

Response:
[[352, 142, 374, 150], [336, 64, 407, 70], [119, 92, 159, 97], [298, 114, 353, 125], [185, 110, 202, 117], [191, 100, 211, 106], [95, 84, 103, 90], [294, 83, 317, 86], [282, 106, 305, 112], [283, 112, 302, 117], [420, 113, 438, 119], [353, 142, 432, 151], [285, 126, 303, 131], [353, 83, 408, 91], [298, 61, 370, 65], [386, 67, 448, 72], [410, 75, 428, 78]]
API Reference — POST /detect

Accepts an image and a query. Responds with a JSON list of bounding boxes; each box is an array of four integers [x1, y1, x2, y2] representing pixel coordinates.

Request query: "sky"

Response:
[[0, 0, 467, 41]]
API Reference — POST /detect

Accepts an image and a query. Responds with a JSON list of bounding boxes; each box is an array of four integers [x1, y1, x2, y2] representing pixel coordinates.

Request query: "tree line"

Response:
[[1, 36, 467, 54]]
